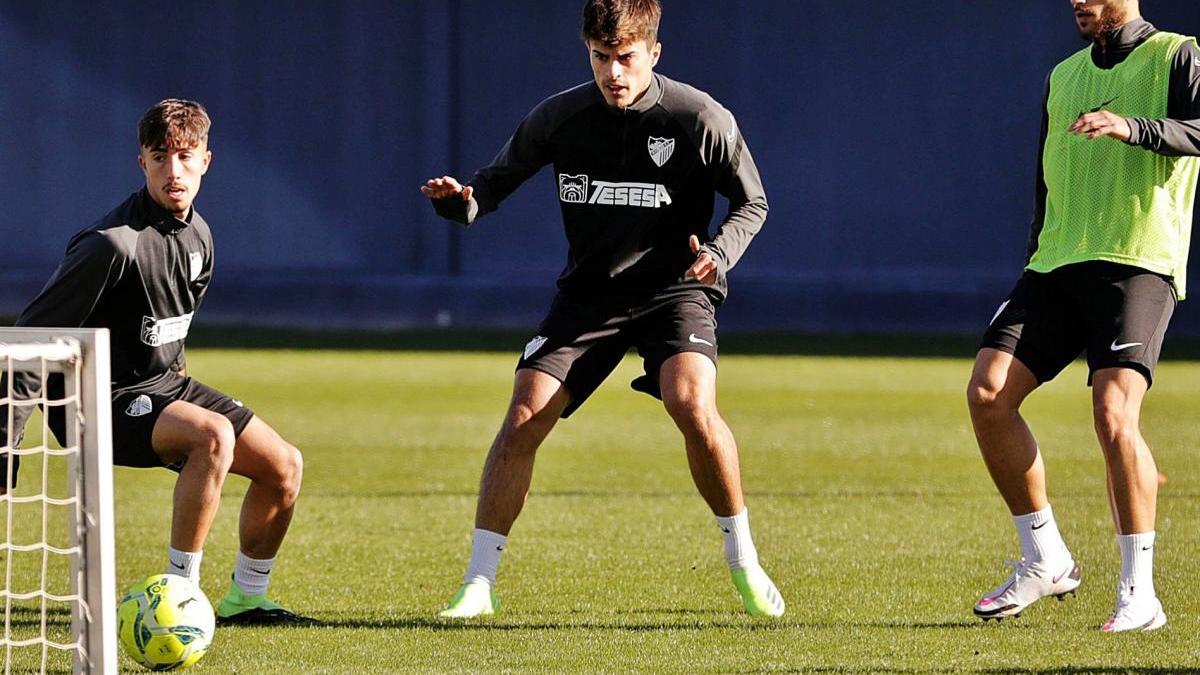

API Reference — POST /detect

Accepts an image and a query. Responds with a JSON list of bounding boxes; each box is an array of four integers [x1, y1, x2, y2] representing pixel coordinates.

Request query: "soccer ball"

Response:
[[118, 574, 215, 671]]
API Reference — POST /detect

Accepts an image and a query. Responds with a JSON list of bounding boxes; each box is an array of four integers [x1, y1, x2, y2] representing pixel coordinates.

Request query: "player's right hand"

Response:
[[420, 176, 473, 202]]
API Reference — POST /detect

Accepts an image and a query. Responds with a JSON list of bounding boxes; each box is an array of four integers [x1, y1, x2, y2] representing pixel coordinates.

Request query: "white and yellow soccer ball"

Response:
[[118, 574, 215, 671]]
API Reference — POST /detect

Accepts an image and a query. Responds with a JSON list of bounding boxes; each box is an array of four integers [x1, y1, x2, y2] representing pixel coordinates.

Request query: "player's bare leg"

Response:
[[228, 417, 303, 558], [967, 349, 1044, 515], [659, 352, 783, 617], [216, 416, 309, 625], [152, 401, 236, 581], [474, 369, 570, 534], [659, 352, 743, 515], [441, 368, 570, 618], [1092, 368, 1166, 631], [967, 348, 1078, 621]]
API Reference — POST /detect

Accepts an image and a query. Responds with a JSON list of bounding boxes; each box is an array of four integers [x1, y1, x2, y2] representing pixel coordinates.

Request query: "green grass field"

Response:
[[7, 348, 1200, 673]]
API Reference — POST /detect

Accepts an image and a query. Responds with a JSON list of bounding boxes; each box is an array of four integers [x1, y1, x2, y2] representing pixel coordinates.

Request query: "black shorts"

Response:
[[980, 261, 1176, 386], [48, 372, 255, 469], [519, 291, 719, 417]]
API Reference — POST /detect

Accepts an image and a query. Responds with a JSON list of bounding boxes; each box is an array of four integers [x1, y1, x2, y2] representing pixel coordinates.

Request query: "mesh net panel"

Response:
[[1, 340, 89, 674]]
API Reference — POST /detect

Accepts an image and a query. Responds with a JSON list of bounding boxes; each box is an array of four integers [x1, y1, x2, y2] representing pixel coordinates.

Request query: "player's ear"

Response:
[[201, 149, 212, 175], [651, 42, 661, 67], [137, 153, 147, 175]]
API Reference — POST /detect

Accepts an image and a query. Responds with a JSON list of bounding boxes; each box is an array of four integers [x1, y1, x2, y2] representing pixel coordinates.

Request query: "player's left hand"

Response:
[[1069, 110, 1131, 142], [685, 235, 718, 286]]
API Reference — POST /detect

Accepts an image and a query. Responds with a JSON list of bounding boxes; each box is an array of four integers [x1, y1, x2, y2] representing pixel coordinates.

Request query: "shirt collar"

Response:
[[139, 187, 192, 234], [626, 73, 663, 113], [1091, 18, 1155, 67], [597, 73, 663, 115]]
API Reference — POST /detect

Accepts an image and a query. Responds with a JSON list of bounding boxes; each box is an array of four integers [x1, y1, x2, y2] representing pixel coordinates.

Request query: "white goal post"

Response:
[[1, 329, 115, 675]]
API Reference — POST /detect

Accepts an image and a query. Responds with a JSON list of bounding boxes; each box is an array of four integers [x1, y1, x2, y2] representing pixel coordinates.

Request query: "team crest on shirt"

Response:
[[647, 136, 675, 167], [189, 251, 203, 282], [141, 313, 194, 347], [523, 335, 549, 360], [126, 395, 153, 417], [559, 174, 589, 204]]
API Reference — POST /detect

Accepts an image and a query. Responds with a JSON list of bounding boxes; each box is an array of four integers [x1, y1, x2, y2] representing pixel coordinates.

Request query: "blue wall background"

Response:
[[2, 2, 1199, 333]]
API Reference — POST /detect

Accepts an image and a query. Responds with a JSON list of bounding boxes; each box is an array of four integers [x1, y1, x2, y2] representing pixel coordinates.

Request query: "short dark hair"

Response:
[[137, 99, 210, 150], [581, 0, 661, 47]]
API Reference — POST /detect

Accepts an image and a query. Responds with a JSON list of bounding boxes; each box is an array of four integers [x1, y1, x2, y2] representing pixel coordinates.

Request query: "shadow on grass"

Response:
[[232, 612, 995, 633], [748, 662, 1190, 667], [1, 605, 72, 628], [243, 611, 797, 632], [2, 608, 74, 675], [982, 670, 1200, 675]]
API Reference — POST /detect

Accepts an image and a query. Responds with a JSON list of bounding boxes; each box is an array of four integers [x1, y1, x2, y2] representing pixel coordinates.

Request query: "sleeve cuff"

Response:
[[1124, 117, 1146, 146], [699, 243, 729, 272]]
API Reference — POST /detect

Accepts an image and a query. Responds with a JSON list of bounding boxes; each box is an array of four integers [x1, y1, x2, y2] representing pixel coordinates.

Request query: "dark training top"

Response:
[[1026, 19, 1200, 262], [433, 73, 768, 305], [1, 189, 213, 444]]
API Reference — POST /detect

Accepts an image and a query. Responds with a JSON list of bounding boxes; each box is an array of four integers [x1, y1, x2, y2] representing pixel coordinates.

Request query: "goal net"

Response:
[[0, 329, 115, 675]]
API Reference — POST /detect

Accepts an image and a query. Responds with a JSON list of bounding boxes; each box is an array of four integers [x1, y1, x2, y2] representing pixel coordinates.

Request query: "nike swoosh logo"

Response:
[[990, 300, 1010, 326], [1051, 564, 1075, 584], [248, 567, 273, 575], [1110, 340, 1143, 351], [170, 561, 185, 571], [720, 527, 731, 533], [1080, 95, 1119, 116], [688, 333, 714, 347], [1141, 546, 1153, 551], [496, 545, 505, 552], [1031, 522, 1047, 530]]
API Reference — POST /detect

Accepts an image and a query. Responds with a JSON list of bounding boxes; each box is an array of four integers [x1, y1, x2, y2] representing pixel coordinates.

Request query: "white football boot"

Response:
[[973, 556, 1081, 621], [1101, 586, 1167, 633]]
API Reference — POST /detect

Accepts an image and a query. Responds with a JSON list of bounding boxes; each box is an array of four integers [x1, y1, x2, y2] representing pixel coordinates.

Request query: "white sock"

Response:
[[1117, 531, 1156, 598], [167, 547, 202, 583], [715, 508, 759, 570], [1013, 505, 1069, 563], [464, 529, 507, 586], [233, 552, 275, 597]]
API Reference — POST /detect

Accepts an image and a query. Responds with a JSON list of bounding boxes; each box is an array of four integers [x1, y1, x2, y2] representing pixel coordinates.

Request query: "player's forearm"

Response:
[[1125, 118, 1200, 157], [706, 197, 768, 273], [431, 194, 481, 226]]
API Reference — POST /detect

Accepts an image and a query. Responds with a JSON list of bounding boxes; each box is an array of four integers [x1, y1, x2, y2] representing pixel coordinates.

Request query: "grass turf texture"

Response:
[[8, 348, 1200, 672]]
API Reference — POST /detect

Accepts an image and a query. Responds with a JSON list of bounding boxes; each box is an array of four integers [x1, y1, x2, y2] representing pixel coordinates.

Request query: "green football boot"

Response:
[[731, 566, 785, 617], [216, 579, 315, 626], [438, 581, 498, 619]]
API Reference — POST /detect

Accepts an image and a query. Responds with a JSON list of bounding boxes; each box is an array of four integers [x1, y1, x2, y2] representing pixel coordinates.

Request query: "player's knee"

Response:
[[663, 392, 715, 433], [1093, 406, 1139, 450], [190, 416, 236, 472], [504, 401, 556, 438], [270, 443, 304, 506], [966, 376, 1007, 418]]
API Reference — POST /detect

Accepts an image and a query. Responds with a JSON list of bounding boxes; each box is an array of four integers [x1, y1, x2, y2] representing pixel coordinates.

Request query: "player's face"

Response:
[[588, 38, 661, 109], [138, 142, 211, 219], [1070, 0, 1130, 40]]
